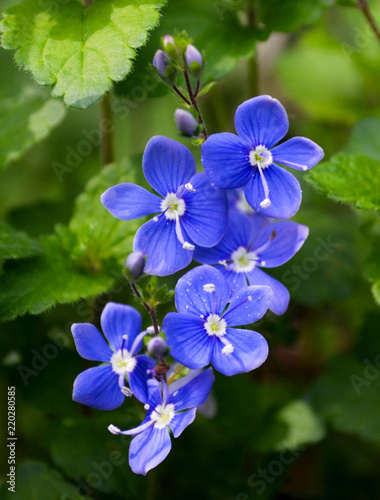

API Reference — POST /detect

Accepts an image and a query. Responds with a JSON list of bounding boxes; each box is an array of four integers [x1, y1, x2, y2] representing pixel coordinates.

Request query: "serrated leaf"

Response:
[[308, 356, 380, 445], [0, 233, 114, 322], [0, 92, 65, 169], [0, 221, 41, 261], [3, 461, 88, 500], [68, 157, 142, 270], [306, 154, 380, 212], [0, 0, 165, 108], [256, 400, 325, 452]]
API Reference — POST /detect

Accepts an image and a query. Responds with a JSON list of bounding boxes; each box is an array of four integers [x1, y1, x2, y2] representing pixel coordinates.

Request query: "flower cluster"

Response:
[[71, 44, 323, 475]]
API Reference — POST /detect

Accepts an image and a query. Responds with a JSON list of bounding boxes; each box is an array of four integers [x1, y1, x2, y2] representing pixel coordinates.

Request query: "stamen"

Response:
[[174, 212, 194, 250], [221, 337, 234, 355], [121, 387, 133, 397], [203, 283, 216, 293], [257, 166, 271, 208], [185, 183, 196, 192], [144, 404, 150, 410], [183, 242, 195, 250], [108, 424, 121, 435], [218, 260, 228, 269], [130, 330, 148, 356], [147, 325, 159, 334]]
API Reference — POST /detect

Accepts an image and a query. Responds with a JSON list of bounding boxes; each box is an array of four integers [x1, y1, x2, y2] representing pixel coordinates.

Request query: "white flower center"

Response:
[[249, 146, 273, 169], [150, 403, 175, 429], [111, 349, 137, 375], [204, 314, 227, 337], [231, 246, 257, 273], [161, 193, 186, 220]]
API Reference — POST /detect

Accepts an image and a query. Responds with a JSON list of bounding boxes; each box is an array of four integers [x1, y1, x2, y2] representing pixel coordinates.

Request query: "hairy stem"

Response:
[[183, 69, 208, 139], [357, 0, 380, 44], [131, 283, 160, 336]]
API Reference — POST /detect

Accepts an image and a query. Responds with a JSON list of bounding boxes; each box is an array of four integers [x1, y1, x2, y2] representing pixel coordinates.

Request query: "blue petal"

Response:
[[147, 379, 163, 408], [252, 222, 309, 268], [271, 137, 324, 171], [129, 425, 171, 475], [143, 136, 196, 197], [71, 323, 112, 362], [128, 355, 155, 404], [134, 216, 193, 276], [169, 409, 197, 438], [201, 132, 252, 189], [181, 172, 228, 247], [234, 95, 288, 149], [211, 328, 268, 376], [246, 267, 290, 315], [174, 265, 230, 317], [100, 183, 161, 220], [245, 164, 302, 220], [194, 211, 252, 265], [168, 367, 215, 411], [163, 313, 212, 369], [72, 365, 124, 410], [101, 303, 142, 352], [217, 266, 248, 297], [223, 286, 272, 326]]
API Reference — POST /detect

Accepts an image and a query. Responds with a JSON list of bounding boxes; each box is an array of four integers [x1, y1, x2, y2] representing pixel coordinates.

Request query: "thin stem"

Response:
[[130, 283, 160, 336], [357, 0, 380, 44], [100, 92, 114, 166], [173, 85, 191, 106], [194, 80, 201, 98], [183, 69, 208, 139], [167, 364, 185, 385]]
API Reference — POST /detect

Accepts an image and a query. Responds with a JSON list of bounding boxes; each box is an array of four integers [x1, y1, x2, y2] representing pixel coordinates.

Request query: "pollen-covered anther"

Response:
[[121, 387, 133, 397], [147, 325, 160, 334], [185, 183, 196, 192], [122, 334, 128, 340], [144, 404, 150, 410], [218, 260, 228, 269], [260, 198, 271, 208], [222, 343, 234, 355], [183, 242, 195, 250], [108, 424, 121, 435], [203, 283, 216, 293]]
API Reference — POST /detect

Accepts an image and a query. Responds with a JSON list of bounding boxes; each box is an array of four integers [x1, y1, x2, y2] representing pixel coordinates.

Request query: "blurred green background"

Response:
[[1, 0, 380, 499]]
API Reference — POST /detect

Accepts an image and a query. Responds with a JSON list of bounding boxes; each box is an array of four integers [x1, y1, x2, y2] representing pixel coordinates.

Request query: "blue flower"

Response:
[[101, 136, 228, 276], [72, 303, 155, 410], [108, 368, 215, 475], [228, 188, 271, 234], [163, 265, 272, 376], [201, 95, 324, 219], [194, 211, 309, 315]]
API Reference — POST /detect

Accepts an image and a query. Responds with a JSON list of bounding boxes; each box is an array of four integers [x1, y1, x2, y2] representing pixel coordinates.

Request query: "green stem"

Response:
[[183, 69, 208, 139], [100, 92, 115, 166], [130, 282, 160, 336], [357, 0, 380, 45]]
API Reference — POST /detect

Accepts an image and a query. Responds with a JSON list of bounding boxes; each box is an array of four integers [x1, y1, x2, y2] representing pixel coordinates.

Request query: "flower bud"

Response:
[[125, 251, 145, 280], [185, 44, 203, 79], [147, 337, 168, 358], [174, 109, 199, 137], [153, 49, 177, 86], [163, 35, 179, 60]]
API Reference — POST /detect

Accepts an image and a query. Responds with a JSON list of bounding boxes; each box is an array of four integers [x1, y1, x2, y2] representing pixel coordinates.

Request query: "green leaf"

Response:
[[3, 460, 89, 500], [197, 81, 216, 97], [306, 154, 380, 212], [308, 356, 380, 445], [0, 233, 114, 321], [0, 221, 41, 261], [346, 117, 380, 163], [0, 0, 165, 108], [257, 0, 330, 32], [256, 400, 326, 452], [0, 158, 143, 321], [0, 92, 65, 169]]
